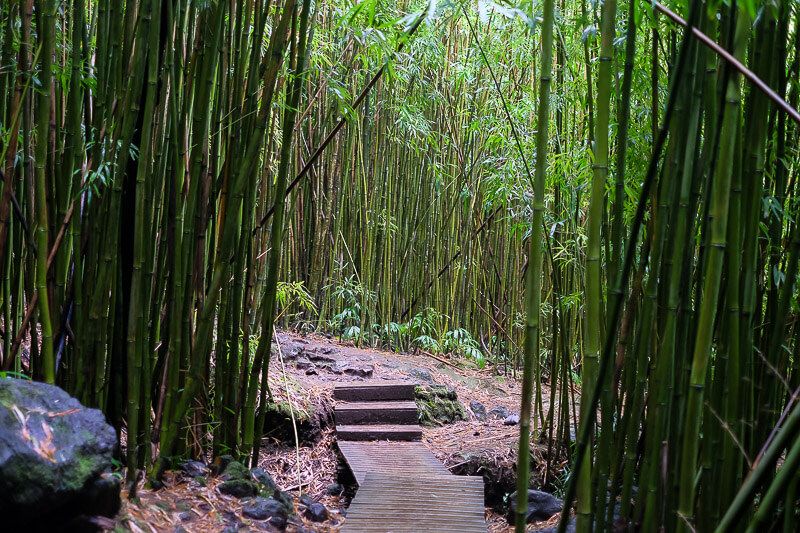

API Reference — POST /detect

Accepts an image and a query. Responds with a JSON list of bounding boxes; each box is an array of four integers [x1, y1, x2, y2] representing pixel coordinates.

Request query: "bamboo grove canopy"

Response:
[[0, 0, 799, 531]]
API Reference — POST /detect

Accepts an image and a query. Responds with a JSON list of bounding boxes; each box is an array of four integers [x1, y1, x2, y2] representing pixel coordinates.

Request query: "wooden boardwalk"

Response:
[[334, 381, 486, 533]]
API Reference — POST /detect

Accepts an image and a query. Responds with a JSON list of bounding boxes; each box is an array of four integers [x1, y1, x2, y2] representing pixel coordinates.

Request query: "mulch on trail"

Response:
[[121, 463, 345, 532]]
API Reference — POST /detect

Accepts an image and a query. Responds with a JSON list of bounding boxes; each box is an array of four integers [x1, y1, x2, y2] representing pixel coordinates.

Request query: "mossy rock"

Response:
[[220, 460, 250, 481], [250, 467, 277, 493], [259, 400, 329, 443], [0, 377, 120, 528], [218, 478, 259, 498], [414, 385, 466, 426], [211, 454, 235, 475], [272, 488, 294, 512]]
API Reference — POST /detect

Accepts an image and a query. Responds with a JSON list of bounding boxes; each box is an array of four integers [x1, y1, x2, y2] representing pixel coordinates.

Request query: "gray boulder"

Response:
[[304, 349, 337, 365], [0, 378, 120, 528], [325, 482, 343, 495], [304, 502, 328, 522], [219, 478, 259, 498], [336, 362, 374, 378], [242, 496, 289, 528], [469, 400, 487, 421], [508, 489, 564, 523], [299, 494, 328, 523], [294, 357, 315, 370], [181, 460, 208, 479], [409, 367, 434, 383], [488, 405, 510, 419], [250, 467, 277, 493]]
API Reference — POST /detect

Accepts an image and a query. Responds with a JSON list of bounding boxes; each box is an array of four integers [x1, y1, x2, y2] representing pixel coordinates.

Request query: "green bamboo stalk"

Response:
[[125, 0, 159, 491], [252, 0, 314, 463], [676, 8, 749, 530], [34, 0, 56, 383], [558, 2, 700, 529], [578, 0, 616, 527], [746, 429, 800, 531], [237, 0, 298, 459], [718, 98, 743, 514], [515, 0, 554, 528]]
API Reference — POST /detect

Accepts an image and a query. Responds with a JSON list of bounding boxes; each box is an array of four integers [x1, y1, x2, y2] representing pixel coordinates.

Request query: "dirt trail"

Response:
[[119, 331, 556, 532]]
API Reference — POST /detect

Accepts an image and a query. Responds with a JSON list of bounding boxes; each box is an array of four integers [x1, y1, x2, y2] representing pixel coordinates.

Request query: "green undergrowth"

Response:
[[279, 277, 490, 368]]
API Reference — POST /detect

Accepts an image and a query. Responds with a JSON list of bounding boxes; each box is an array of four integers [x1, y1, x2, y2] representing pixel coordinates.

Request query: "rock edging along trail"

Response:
[[333, 381, 487, 533]]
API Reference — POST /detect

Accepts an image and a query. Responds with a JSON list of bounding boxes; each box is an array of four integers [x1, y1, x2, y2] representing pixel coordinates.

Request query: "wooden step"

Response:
[[333, 381, 417, 402], [337, 424, 422, 441], [335, 400, 419, 425]]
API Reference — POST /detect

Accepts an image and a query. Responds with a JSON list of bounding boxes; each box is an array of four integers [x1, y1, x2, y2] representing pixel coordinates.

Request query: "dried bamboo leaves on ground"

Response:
[[120, 432, 345, 533]]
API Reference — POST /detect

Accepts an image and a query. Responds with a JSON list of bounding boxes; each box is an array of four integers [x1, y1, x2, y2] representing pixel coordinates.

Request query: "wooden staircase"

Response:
[[333, 381, 422, 441], [334, 381, 487, 533]]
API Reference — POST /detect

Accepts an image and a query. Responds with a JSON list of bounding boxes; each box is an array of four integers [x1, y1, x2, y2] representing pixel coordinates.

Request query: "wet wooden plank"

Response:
[[335, 400, 419, 425], [336, 424, 422, 441], [334, 381, 417, 402], [337, 441, 450, 485], [334, 382, 487, 532], [342, 473, 486, 533]]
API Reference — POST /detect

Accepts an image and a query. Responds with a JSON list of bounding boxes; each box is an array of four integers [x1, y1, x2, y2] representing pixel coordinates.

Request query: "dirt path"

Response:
[[119, 331, 562, 532]]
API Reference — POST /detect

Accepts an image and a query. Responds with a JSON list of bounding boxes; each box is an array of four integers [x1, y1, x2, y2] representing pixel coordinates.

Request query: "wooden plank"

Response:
[[335, 400, 419, 425], [337, 424, 422, 441], [334, 381, 417, 402], [338, 441, 450, 485], [334, 382, 486, 532], [342, 473, 486, 533]]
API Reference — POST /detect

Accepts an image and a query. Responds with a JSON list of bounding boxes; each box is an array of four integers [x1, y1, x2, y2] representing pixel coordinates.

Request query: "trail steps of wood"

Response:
[[334, 381, 487, 533]]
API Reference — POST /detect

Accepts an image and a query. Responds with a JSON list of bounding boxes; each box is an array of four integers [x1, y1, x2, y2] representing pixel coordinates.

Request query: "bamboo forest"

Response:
[[0, 0, 799, 531]]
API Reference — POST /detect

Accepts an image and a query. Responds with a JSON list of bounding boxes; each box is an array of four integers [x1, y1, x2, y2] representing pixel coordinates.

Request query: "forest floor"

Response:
[[118, 330, 567, 532]]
